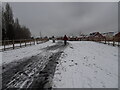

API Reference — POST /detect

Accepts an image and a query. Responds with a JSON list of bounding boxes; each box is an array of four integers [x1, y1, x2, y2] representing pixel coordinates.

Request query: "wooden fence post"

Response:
[[118, 41, 120, 47], [36, 39, 38, 44], [99, 38, 101, 43], [105, 38, 106, 44], [25, 39, 26, 47], [20, 40, 21, 47], [30, 40, 31, 46], [8, 40, 9, 46], [13, 40, 15, 49], [34, 39, 35, 45], [118, 38, 120, 47], [4, 40, 5, 51], [113, 38, 115, 46]]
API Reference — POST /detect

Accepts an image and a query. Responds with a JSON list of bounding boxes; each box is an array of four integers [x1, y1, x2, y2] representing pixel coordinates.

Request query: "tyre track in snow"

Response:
[[2, 41, 68, 89]]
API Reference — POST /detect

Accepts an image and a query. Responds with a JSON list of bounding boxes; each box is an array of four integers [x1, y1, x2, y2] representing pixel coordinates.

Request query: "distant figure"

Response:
[[52, 36, 55, 43], [63, 35, 68, 45]]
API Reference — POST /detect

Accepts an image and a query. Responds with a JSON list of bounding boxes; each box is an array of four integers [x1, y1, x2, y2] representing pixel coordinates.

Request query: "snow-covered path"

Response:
[[2, 41, 67, 89], [52, 41, 118, 88]]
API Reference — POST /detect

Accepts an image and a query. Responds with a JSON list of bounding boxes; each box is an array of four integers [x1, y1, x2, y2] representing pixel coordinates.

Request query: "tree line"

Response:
[[2, 3, 31, 40]]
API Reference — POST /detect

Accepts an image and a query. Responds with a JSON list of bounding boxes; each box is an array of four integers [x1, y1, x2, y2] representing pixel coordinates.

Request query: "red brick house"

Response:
[[114, 32, 120, 41], [88, 32, 105, 41]]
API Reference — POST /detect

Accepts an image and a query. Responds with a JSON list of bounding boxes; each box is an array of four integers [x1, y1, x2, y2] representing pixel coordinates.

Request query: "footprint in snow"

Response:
[[83, 63, 85, 65], [64, 61, 66, 63], [65, 54, 67, 56], [107, 72, 111, 75], [94, 77, 96, 79], [94, 71, 98, 73], [88, 64, 91, 66], [61, 56, 64, 58], [70, 46, 73, 49], [96, 66, 99, 68], [85, 65, 88, 67], [100, 82, 106, 88], [56, 62, 59, 64], [71, 60, 74, 62], [59, 79, 61, 81], [69, 64, 74, 67], [93, 56, 95, 59], [93, 63, 96, 66], [55, 72, 61, 75], [75, 63, 77, 65]]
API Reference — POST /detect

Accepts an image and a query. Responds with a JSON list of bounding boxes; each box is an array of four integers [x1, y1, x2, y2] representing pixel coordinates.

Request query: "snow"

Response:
[[4, 45, 60, 88], [2, 40, 55, 65], [52, 41, 118, 88], [1, 40, 119, 88]]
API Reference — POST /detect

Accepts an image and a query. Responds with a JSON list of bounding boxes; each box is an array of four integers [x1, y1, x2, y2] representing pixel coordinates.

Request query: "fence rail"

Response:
[[0, 38, 49, 51], [0, 37, 119, 51], [89, 37, 120, 47]]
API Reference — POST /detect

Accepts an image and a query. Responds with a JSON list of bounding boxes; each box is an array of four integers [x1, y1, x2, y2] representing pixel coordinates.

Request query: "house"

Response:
[[101, 32, 117, 39], [88, 32, 105, 41], [114, 32, 120, 41], [114, 32, 120, 37]]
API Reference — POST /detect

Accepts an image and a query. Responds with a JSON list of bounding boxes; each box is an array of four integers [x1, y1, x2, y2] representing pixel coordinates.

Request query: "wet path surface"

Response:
[[2, 41, 68, 89]]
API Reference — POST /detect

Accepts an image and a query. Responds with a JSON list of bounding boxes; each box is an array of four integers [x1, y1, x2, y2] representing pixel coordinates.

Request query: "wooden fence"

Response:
[[90, 37, 120, 47], [0, 37, 119, 51], [0, 38, 49, 51]]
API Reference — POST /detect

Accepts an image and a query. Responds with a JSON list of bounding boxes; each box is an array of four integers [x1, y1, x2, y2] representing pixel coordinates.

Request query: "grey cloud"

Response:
[[3, 2, 118, 37]]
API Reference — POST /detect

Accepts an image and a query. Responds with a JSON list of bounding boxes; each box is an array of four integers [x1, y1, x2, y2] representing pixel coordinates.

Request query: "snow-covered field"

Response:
[[1, 40, 55, 66], [52, 41, 118, 88]]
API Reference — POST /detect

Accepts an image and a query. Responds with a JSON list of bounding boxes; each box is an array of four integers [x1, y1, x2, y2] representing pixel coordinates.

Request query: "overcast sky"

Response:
[[3, 2, 118, 37]]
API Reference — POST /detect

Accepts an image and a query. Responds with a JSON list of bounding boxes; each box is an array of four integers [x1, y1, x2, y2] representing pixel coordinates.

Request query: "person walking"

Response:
[[52, 36, 55, 43], [63, 35, 68, 45]]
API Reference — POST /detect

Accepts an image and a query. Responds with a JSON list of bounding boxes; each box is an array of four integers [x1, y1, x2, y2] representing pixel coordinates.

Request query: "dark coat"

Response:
[[63, 35, 68, 40]]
